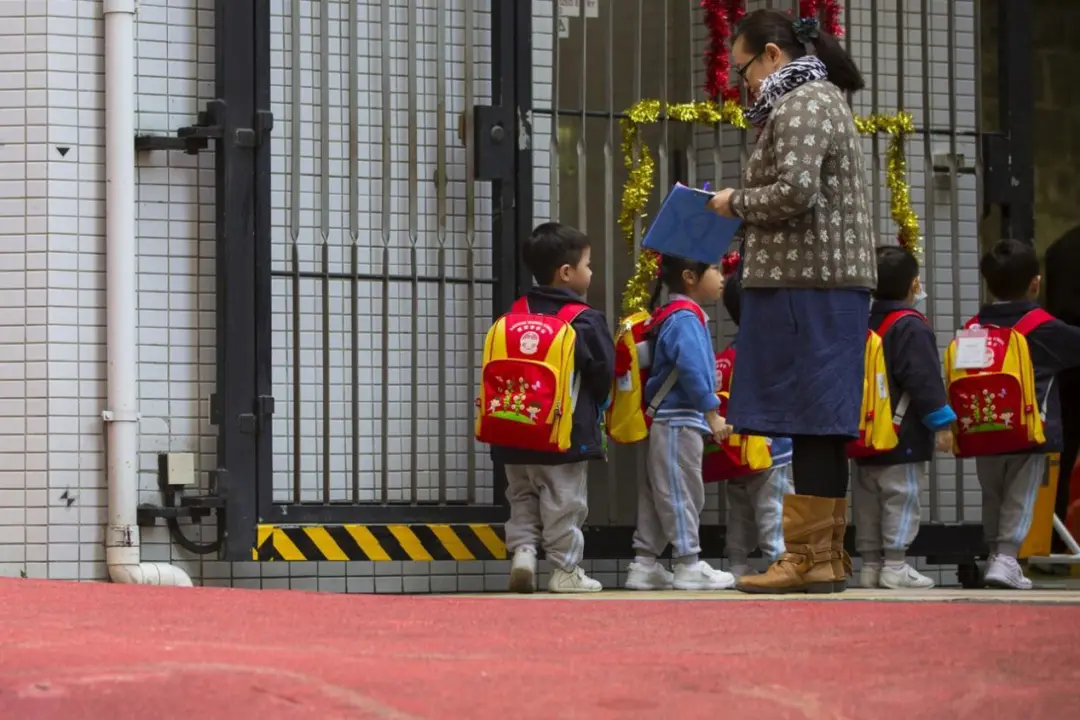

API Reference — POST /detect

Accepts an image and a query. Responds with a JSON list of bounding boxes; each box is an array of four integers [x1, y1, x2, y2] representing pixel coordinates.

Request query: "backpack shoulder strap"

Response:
[[962, 314, 981, 330], [1013, 308, 1055, 336], [554, 302, 590, 325], [510, 297, 530, 314], [650, 299, 707, 329], [877, 309, 926, 337]]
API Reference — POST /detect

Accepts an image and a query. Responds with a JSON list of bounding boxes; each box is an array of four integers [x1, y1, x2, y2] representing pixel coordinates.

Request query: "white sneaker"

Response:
[[859, 563, 882, 589], [548, 566, 603, 593], [879, 563, 935, 589], [508, 548, 537, 594], [729, 563, 758, 579], [625, 561, 674, 590], [673, 561, 736, 591], [983, 554, 1032, 590]]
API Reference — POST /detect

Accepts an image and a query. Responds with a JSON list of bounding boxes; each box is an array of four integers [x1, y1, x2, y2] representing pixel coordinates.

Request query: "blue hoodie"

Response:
[[646, 295, 720, 434]]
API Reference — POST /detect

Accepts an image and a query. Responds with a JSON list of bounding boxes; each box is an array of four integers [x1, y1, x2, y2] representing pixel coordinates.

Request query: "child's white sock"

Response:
[[884, 550, 906, 570], [633, 555, 657, 567]]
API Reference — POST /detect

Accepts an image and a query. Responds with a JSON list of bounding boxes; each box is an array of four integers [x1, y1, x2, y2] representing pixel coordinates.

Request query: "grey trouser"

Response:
[[852, 463, 926, 563], [975, 453, 1048, 558], [726, 464, 793, 564], [633, 422, 705, 560], [504, 462, 589, 571]]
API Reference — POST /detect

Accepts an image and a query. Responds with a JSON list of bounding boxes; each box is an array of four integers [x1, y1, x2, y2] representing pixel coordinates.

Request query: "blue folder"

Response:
[[641, 183, 742, 265]]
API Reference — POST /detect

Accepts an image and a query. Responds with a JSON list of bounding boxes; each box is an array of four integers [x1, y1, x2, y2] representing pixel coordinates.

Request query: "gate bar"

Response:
[[996, 0, 1035, 243]]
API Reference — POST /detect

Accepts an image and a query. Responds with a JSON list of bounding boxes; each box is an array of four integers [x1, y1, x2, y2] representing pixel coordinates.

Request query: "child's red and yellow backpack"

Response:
[[475, 298, 588, 452], [847, 309, 925, 459], [702, 346, 772, 483], [945, 309, 1052, 457], [606, 300, 706, 445]]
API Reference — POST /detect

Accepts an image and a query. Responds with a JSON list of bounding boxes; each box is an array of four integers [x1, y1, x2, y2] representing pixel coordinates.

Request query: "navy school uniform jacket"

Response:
[[969, 301, 1080, 454], [856, 299, 954, 466], [490, 286, 615, 466]]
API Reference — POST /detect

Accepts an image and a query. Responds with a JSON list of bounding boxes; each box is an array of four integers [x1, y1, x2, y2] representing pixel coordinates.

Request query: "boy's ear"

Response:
[[556, 263, 572, 283], [1030, 274, 1042, 297], [681, 268, 696, 286]]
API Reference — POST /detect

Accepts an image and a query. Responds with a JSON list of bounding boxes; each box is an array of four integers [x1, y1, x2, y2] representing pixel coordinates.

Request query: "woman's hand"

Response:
[[707, 188, 736, 218]]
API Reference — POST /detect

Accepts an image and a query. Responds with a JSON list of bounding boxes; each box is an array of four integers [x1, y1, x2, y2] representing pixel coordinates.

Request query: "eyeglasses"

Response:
[[734, 52, 763, 82]]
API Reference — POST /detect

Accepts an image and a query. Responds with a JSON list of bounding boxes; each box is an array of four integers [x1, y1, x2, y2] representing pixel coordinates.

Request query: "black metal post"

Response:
[[491, 0, 529, 312], [488, 0, 532, 512], [213, 0, 272, 560], [997, 0, 1035, 244]]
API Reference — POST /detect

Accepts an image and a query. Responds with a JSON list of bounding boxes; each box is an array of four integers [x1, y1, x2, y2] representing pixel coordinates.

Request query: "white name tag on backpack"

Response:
[[953, 328, 991, 370]]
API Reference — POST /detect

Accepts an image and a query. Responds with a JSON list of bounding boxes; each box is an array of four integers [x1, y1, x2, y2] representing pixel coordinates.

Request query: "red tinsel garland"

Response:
[[701, 0, 745, 102], [797, 0, 844, 37]]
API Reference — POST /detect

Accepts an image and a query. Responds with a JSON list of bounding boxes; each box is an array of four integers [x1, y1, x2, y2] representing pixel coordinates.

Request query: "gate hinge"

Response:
[[238, 395, 275, 434], [258, 395, 275, 417], [134, 100, 275, 154], [211, 468, 227, 497], [208, 393, 220, 426]]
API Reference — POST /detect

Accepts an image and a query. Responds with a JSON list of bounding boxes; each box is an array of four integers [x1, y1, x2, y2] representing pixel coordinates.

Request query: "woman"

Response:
[[707, 10, 876, 594]]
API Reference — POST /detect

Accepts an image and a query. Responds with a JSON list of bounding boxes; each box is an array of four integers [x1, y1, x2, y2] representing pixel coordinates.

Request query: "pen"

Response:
[[702, 182, 711, 192]]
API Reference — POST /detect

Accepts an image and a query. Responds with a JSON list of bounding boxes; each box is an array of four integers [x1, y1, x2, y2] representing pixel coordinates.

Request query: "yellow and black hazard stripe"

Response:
[[253, 524, 507, 562]]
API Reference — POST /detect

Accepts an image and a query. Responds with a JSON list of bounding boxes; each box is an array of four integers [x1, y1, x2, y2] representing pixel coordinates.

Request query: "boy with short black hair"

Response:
[[852, 246, 955, 589], [493, 222, 615, 593], [965, 239, 1080, 589]]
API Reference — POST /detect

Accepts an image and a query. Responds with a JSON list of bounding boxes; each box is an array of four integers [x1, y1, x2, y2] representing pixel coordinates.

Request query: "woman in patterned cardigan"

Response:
[[707, 9, 876, 594]]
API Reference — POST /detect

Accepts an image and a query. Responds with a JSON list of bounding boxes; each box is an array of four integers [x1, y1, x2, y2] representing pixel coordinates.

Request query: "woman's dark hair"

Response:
[[649, 254, 710, 311], [721, 262, 743, 327], [734, 9, 865, 93]]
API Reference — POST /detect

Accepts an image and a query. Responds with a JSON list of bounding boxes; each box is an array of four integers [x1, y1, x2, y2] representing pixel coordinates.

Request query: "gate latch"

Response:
[[472, 105, 514, 181]]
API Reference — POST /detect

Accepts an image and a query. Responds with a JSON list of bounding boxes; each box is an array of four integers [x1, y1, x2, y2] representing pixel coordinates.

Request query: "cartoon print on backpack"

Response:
[[953, 386, 1013, 434], [488, 376, 545, 425]]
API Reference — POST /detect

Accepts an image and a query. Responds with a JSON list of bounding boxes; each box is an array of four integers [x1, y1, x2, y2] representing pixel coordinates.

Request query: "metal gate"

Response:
[[148, 0, 527, 561], [146, 0, 1034, 565]]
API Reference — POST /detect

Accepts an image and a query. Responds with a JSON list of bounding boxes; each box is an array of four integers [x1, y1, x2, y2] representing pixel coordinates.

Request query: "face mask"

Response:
[[913, 289, 927, 308]]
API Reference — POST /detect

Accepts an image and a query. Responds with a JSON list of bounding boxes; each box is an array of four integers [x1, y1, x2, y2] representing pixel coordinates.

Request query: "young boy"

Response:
[[968, 239, 1080, 589], [492, 222, 615, 594], [853, 246, 955, 589], [715, 258, 795, 579]]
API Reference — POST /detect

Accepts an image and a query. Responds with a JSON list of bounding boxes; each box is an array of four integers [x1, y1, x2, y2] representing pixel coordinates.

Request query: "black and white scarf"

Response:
[[744, 55, 828, 128]]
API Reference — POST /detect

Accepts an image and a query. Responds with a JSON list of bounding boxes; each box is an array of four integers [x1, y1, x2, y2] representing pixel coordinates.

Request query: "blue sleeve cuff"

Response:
[[922, 405, 957, 431], [697, 393, 720, 414]]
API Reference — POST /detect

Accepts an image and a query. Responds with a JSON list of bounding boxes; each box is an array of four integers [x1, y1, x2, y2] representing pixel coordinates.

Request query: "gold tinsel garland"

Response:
[[619, 102, 922, 315], [618, 99, 748, 315]]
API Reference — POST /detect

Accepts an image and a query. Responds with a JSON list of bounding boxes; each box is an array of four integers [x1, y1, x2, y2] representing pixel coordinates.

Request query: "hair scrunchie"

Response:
[[793, 16, 821, 45]]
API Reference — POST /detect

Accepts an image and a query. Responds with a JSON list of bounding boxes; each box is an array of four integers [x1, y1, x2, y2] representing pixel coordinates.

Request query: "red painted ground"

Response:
[[1, 579, 1078, 719]]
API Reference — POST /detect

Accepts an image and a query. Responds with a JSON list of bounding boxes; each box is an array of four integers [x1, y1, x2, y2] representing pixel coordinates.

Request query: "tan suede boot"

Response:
[[736, 494, 839, 594], [831, 498, 852, 592]]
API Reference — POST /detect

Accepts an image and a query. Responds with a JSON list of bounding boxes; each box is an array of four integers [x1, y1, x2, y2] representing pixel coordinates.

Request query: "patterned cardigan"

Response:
[[730, 79, 877, 290]]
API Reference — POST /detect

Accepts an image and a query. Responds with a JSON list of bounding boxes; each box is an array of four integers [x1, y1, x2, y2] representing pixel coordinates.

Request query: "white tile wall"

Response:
[[0, 0, 982, 589]]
